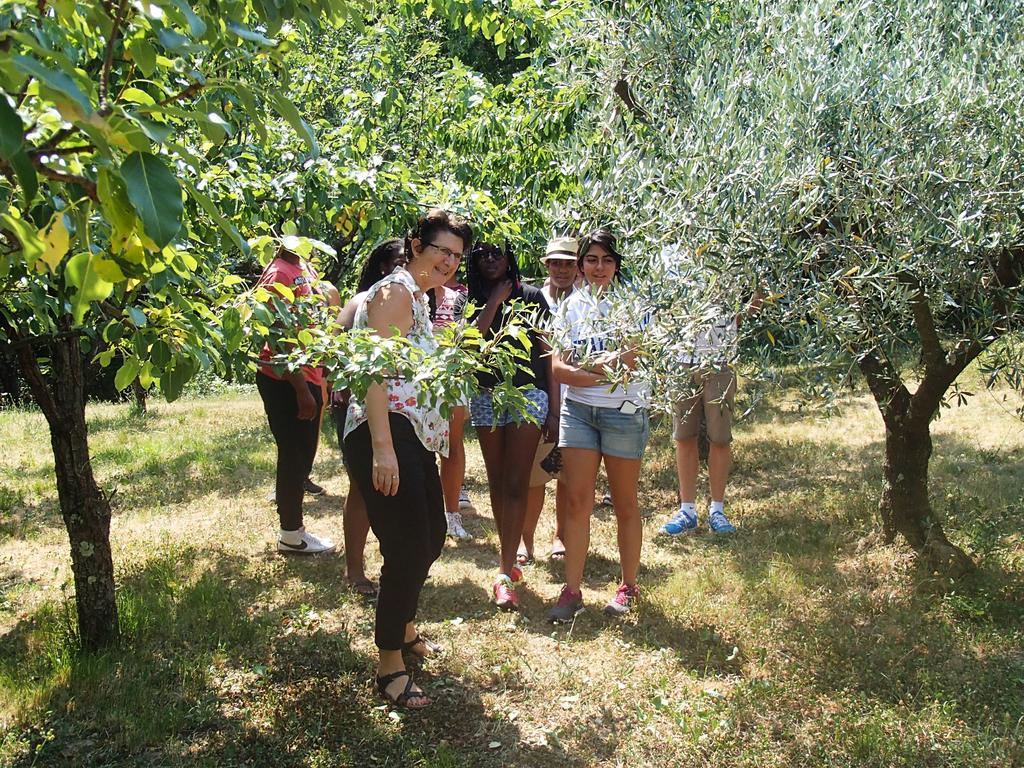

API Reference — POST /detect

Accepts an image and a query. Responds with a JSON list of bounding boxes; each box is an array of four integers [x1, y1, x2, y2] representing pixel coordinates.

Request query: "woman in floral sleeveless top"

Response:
[[342, 209, 472, 709]]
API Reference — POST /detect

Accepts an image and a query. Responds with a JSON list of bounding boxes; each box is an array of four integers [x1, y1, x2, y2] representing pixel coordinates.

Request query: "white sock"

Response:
[[279, 528, 302, 544], [710, 501, 725, 516], [679, 502, 697, 516]]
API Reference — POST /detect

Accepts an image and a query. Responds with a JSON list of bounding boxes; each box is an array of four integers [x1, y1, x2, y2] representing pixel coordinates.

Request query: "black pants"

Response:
[[256, 372, 322, 531], [344, 414, 445, 651]]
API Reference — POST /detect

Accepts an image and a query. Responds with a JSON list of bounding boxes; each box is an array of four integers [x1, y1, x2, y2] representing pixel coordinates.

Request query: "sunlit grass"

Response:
[[0, 384, 1021, 767]]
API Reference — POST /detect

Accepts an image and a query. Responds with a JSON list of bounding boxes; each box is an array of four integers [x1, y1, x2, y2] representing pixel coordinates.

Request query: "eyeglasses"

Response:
[[425, 242, 465, 261], [475, 249, 506, 263]]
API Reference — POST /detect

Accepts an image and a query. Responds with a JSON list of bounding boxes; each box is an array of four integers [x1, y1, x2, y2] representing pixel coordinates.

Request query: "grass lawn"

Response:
[[0, 384, 1022, 767]]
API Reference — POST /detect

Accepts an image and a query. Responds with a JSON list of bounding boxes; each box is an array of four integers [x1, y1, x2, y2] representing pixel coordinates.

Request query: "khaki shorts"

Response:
[[672, 367, 736, 444], [530, 441, 558, 487]]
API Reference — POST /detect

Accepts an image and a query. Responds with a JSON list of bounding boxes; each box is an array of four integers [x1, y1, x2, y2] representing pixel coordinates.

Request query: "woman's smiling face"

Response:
[[580, 244, 618, 287], [411, 230, 464, 290]]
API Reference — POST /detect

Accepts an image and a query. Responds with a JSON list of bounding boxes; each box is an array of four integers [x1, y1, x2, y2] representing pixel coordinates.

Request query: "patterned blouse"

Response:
[[343, 268, 450, 457]]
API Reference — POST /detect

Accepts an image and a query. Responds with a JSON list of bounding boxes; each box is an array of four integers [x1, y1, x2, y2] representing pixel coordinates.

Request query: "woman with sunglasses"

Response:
[[546, 228, 649, 623], [343, 209, 472, 708], [467, 242, 558, 611]]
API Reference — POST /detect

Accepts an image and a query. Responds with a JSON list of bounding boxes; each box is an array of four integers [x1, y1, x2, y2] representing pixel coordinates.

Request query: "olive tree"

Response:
[[561, 0, 1024, 574]]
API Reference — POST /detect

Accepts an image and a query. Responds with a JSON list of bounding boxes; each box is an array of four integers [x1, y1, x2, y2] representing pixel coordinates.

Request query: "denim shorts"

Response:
[[470, 387, 548, 428], [558, 398, 650, 460]]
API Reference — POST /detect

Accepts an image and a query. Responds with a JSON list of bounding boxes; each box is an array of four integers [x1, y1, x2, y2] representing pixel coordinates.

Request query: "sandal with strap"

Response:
[[348, 578, 379, 599], [402, 634, 442, 661], [376, 670, 430, 709]]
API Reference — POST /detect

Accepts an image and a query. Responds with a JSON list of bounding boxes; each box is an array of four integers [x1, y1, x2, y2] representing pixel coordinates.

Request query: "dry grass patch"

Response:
[[0, 385, 1022, 767]]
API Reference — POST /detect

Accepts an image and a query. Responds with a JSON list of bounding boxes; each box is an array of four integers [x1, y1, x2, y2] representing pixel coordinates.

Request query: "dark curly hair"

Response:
[[466, 241, 520, 305], [356, 238, 405, 292]]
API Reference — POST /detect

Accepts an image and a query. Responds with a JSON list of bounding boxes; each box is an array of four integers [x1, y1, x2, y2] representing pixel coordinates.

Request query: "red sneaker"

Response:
[[492, 575, 519, 611], [510, 565, 524, 583]]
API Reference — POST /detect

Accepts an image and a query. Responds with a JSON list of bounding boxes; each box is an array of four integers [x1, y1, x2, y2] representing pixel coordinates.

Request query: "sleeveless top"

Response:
[[343, 268, 450, 457]]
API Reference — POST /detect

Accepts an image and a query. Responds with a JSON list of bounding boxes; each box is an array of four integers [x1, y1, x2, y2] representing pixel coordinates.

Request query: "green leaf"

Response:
[[222, 307, 242, 353], [103, 320, 124, 343], [269, 92, 319, 157], [0, 208, 44, 268], [156, 28, 193, 54], [130, 40, 157, 78], [97, 168, 136, 233], [0, 96, 24, 159], [150, 339, 172, 369], [65, 251, 115, 324], [168, 0, 207, 37], [114, 356, 141, 391], [9, 150, 37, 207], [12, 55, 93, 118], [182, 179, 249, 255], [127, 306, 147, 327], [160, 356, 196, 401], [226, 21, 278, 47], [231, 82, 266, 141], [127, 111, 172, 143], [121, 88, 156, 106], [120, 151, 183, 248]]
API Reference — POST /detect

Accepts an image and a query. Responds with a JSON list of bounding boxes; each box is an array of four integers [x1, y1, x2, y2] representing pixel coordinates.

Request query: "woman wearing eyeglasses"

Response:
[[546, 228, 650, 623], [466, 242, 558, 611], [343, 209, 472, 709]]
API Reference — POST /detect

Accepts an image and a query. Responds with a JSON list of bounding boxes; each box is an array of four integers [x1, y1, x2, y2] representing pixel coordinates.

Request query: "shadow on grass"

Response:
[[641, 422, 1024, 732], [0, 547, 582, 768]]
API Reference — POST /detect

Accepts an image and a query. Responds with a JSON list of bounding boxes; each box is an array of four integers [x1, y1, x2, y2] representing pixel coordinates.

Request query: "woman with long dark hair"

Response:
[[343, 210, 471, 708], [330, 239, 407, 596], [466, 242, 558, 611], [546, 228, 650, 623]]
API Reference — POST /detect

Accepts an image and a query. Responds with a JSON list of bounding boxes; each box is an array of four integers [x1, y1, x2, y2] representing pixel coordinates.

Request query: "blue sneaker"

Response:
[[709, 509, 736, 534], [661, 507, 698, 536]]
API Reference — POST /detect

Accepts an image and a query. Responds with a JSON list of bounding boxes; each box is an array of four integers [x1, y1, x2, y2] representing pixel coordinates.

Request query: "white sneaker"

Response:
[[446, 512, 472, 541], [277, 528, 336, 555], [458, 486, 474, 511]]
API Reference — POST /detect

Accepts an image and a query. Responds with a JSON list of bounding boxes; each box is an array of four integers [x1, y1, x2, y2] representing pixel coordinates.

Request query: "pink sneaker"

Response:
[[492, 575, 519, 611], [603, 583, 640, 617], [510, 565, 524, 583], [546, 585, 584, 623]]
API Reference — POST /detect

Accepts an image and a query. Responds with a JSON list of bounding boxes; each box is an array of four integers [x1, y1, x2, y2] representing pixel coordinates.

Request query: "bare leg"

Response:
[[559, 447, 602, 592], [708, 441, 732, 503], [440, 406, 467, 513], [343, 481, 370, 584], [476, 427, 506, 531], [675, 436, 700, 504], [554, 479, 568, 547], [604, 455, 643, 586], [521, 484, 546, 560], [495, 423, 542, 575]]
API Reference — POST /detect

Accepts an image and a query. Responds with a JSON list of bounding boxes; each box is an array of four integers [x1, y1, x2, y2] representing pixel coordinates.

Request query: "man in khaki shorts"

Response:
[[666, 357, 737, 534], [660, 255, 762, 536]]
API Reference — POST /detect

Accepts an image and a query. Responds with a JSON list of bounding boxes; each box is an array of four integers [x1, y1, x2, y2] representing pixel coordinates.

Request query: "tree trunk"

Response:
[[879, 417, 974, 577], [18, 331, 119, 650], [131, 378, 147, 416]]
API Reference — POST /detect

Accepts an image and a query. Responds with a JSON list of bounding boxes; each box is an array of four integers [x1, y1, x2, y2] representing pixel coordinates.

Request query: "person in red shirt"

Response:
[[256, 246, 335, 555]]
